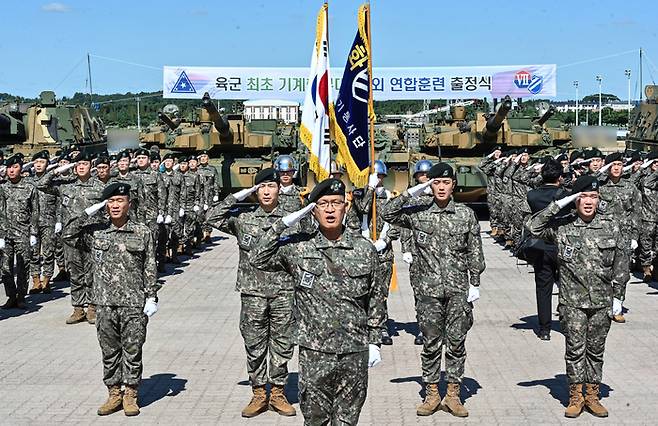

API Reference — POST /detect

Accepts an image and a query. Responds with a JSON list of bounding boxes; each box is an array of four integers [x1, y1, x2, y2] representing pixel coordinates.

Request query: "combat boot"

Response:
[[1, 297, 17, 310], [490, 227, 498, 237], [416, 383, 441, 416], [584, 384, 608, 417], [241, 386, 268, 418], [564, 383, 584, 418], [381, 329, 393, 345], [66, 307, 86, 324], [87, 305, 97, 324], [41, 277, 52, 294], [643, 266, 653, 283], [28, 276, 42, 294], [269, 385, 296, 416], [122, 385, 140, 416], [441, 383, 468, 417], [414, 332, 424, 346], [97, 385, 123, 416]]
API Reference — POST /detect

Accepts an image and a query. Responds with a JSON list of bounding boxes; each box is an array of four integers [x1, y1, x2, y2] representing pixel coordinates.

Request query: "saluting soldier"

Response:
[[528, 175, 627, 418], [197, 150, 221, 242], [95, 155, 112, 185], [382, 162, 485, 418], [62, 182, 159, 417], [0, 154, 39, 310], [274, 155, 305, 213], [250, 178, 386, 426], [206, 168, 296, 418]]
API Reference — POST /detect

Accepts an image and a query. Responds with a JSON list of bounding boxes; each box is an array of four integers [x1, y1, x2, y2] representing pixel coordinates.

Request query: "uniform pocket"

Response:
[[597, 239, 616, 267]]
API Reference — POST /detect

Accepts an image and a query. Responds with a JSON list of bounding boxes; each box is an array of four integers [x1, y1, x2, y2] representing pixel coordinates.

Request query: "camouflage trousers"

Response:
[[378, 260, 393, 324], [559, 305, 611, 384], [178, 212, 199, 245], [30, 222, 55, 279], [2, 237, 30, 301], [54, 232, 66, 272], [487, 193, 503, 229], [416, 294, 473, 383], [96, 305, 148, 387], [638, 220, 658, 267], [65, 245, 92, 307], [298, 347, 368, 426], [239, 292, 294, 387]]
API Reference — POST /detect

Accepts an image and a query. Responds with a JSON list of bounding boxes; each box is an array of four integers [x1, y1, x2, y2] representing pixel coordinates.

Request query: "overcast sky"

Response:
[[2, 0, 656, 100]]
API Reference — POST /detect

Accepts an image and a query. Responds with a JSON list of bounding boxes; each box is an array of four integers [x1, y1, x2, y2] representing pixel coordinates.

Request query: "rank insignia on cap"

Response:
[[330, 181, 342, 192]]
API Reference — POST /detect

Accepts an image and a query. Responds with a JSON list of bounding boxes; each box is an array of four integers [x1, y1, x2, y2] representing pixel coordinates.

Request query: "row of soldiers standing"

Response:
[[0, 146, 222, 320]]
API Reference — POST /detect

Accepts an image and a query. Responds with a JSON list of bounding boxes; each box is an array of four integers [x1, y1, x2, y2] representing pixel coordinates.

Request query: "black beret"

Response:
[[178, 155, 189, 163], [570, 150, 583, 163], [254, 167, 279, 185], [555, 153, 568, 162], [69, 144, 79, 151], [198, 150, 209, 156], [75, 152, 94, 162], [427, 162, 455, 180], [117, 150, 131, 160], [605, 152, 623, 164], [134, 148, 150, 157], [186, 155, 197, 162], [647, 151, 658, 161], [518, 147, 529, 154], [15, 152, 25, 159], [96, 156, 110, 166], [308, 178, 345, 203], [5, 154, 23, 167], [489, 146, 502, 155], [109, 154, 118, 162], [584, 148, 603, 160], [627, 151, 641, 164], [31, 150, 50, 161], [162, 152, 175, 161], [150, 152, 161, 161], [572, 175, 600, 194], [101, 182, 131, 200]]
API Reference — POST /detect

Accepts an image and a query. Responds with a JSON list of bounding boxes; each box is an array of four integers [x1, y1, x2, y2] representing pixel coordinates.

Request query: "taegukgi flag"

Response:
[[330, 4, 372, 188], [300, 3, 332, 182]]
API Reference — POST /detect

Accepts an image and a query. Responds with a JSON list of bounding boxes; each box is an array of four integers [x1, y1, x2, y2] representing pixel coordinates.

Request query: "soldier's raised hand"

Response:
[[85, 200, 107, 216], [555, 192, 581, 209], [282, 203, 316, 228], [598, 162, 613, 175], [53, 162, 77, 175], [406, 179, 435, 198], [641, 159, 655, 169], [233, 184, 260, 202]]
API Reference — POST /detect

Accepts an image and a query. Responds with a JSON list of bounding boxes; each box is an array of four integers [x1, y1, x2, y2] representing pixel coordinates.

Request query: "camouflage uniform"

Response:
[[277, 184, 305, 214], [108, 171, 144, 221], [528, 202, 628, 384], [161, 169, 182, 258], [42, 172, 104, 307], [178, 170, 202, 247], [250, 220, 385, 426], [206, 195, 294, 387], [133, 167, 166, 267], [25, 172, 58, 279], [189, 168, 207, 243], [382, 196, 485, 384], [478, 157, 505, 232], [638, 170, 658, 269], [0, 179, 39, 302], [197, 163, 220, 234], [62, 213, 158, 387]]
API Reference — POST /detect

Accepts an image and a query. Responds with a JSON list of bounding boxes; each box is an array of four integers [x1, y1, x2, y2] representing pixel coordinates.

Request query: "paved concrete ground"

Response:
[[1, 222, 657, 425]]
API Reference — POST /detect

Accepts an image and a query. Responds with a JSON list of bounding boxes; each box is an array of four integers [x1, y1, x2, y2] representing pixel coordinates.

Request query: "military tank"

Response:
[[626, 85, 658, 152], [140, 92, 303, 195], [0, 90, 106, 156]]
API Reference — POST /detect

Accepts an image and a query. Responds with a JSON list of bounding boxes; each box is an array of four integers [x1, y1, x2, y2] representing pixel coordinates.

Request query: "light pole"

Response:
[[573, 80, 579, 125], [596, 75, 603, 126], [625, 69, 632, 125]]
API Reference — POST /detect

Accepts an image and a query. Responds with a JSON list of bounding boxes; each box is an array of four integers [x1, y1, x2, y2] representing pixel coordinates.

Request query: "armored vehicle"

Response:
[[627, 85, 658, 152], [0, 90, 106, 156]]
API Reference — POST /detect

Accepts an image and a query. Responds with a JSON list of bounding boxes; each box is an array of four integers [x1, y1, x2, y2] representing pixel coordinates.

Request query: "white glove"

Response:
[[598, 162, 613, 174], [532, 163, 544, 171], [486, 150, 501, 159], [367, 172, 380, 189], [373, 239, 387, 252], [173, 163, 180, 171], [407, 179, 434, 197], [164, 215, 172, 224], [30, 235, 37, 247], [514, 155, 522, 164], [179, 208, 184, 218], [467, 285, 480, 303], [233, 185, 259, 202], [641, 159, 655, 169], [612, 298, 623, 316], [193, 205, 200, 212], [0, 238, 4, 250], [213, 195, 219, 202], [54, 222, 62, 234], [143, 298, 158, 317], [84, 200, 107, 216], [380, 222, 390, 240], [623, 164, 634, 173], [53, 162, 77, 175], [402, 252, 413, 264], [368, 344, 381, 368], [156, 214, 164, 224], [282, 203, 316, 228], [203, 204, 209, 211], [555, 192, 580, 209], [631, 239, 638, 250]]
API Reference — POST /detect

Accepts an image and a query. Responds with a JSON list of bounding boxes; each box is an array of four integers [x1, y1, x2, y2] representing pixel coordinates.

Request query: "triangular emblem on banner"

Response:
[[171, 71, 196, 94]]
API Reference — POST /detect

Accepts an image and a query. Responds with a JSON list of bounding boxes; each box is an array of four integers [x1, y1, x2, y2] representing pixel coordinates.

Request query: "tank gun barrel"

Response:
[[535, 105, 556, 126], [202, 92, 233, 141], [482, 95, 512, 141], [158, 111, 180, 131]]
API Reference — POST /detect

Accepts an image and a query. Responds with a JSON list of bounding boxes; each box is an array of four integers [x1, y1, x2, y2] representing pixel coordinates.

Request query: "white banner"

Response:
[[163, 64, 556, 101]]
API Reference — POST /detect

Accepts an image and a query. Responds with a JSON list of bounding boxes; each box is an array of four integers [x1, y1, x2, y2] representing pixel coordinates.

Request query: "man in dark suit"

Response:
[[526, 159, 569, 340]]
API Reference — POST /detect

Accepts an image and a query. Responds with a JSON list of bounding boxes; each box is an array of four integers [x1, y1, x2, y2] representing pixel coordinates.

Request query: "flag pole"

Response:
[[366, 2, 377, 241]]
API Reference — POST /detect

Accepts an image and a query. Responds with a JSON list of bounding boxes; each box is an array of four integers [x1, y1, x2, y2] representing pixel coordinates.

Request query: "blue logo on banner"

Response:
[[527, 75, 543, 94], [171, 71, 196, 94]]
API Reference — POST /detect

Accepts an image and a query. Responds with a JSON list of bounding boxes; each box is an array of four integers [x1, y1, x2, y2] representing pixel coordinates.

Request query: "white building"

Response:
[[243, 100, 299, 123]]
